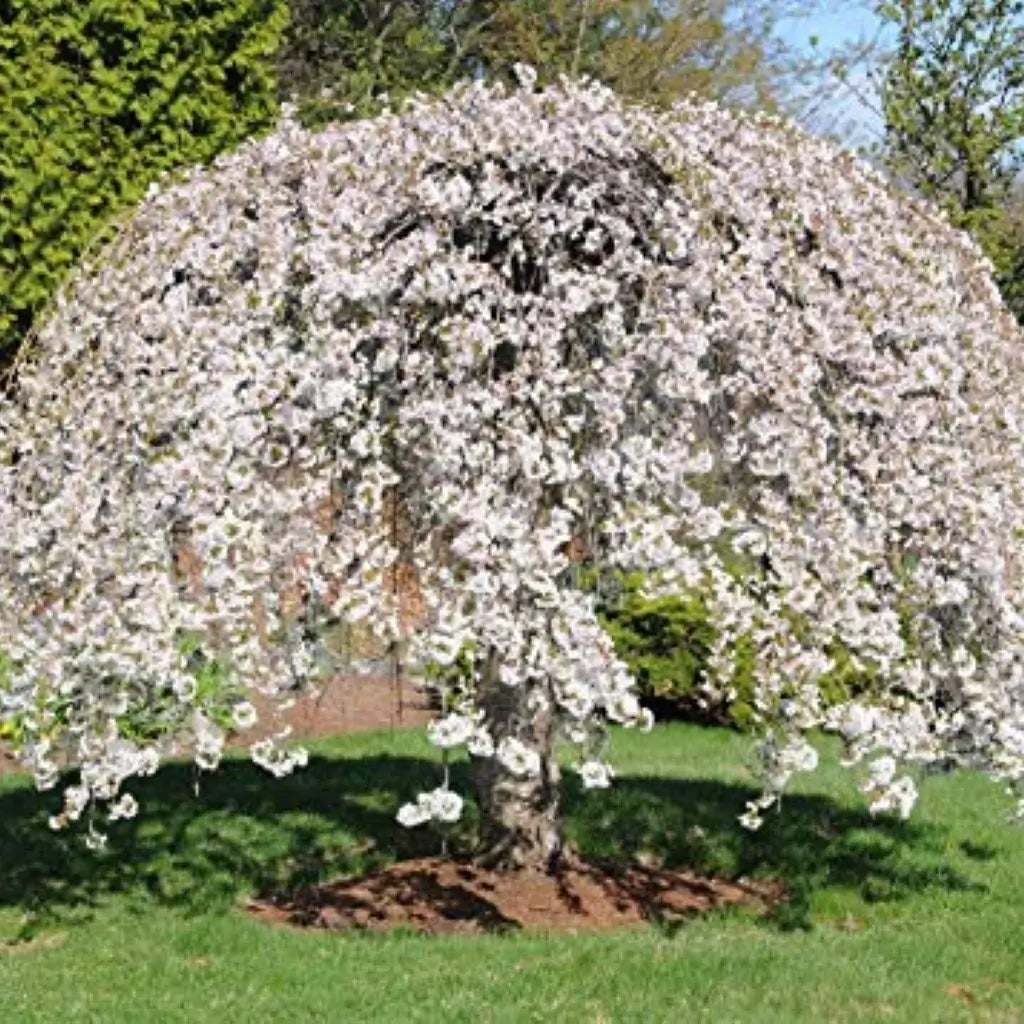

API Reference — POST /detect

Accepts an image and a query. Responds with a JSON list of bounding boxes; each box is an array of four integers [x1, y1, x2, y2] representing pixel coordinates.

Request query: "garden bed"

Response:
[[247, 854, 781, 935]]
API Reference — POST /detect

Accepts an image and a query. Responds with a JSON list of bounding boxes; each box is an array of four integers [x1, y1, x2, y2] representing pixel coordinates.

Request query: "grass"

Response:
[[0, 721, 1022, 1023]]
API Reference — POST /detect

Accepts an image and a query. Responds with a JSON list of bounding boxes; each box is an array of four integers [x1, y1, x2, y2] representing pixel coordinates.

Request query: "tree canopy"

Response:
[[2, 74, 1023, 866], [878, 0, 1024, 321], [0, 1, 819, 374]]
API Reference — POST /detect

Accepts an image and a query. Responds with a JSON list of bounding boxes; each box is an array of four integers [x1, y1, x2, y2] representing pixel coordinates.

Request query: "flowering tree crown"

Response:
[[2, 71, 1024, 842]]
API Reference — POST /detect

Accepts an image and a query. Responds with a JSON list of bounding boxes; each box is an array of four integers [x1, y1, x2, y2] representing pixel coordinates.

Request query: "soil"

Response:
[[242, 671, 435, 743], [247, 855, 782, 935]]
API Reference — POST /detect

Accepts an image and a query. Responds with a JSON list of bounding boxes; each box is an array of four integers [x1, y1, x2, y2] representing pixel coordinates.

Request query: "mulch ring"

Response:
[[246, 855, 784, 935]]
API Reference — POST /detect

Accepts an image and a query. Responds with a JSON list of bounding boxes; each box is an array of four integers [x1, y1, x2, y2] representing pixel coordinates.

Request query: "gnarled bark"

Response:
[[470, 654, 564, 872]]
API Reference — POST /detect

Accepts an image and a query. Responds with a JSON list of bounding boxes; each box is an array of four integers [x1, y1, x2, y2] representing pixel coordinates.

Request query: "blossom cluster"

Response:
[[1, 70, 1023, 837]]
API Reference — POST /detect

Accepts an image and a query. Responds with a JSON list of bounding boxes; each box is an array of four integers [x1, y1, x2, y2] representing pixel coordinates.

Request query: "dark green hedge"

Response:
[[0, 0, 288, 370]]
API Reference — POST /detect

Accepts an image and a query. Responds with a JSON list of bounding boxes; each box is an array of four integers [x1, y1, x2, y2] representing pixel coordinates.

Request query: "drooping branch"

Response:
[[1, 75, 1023, 854]]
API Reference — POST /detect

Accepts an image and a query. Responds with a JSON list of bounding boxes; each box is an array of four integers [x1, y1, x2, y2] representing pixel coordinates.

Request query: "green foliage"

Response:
[[278, 0, 475, 125], [0, 0, 289, 370], [962, 191, 1024, 322], [0, 649, 13, 744], [877, 0, 1024, 322], [591, 568, 768, 728], [118, 634, 245, 743], [593, 571, 884, 731], [600, 578, 716, 699], [470, 0, 785, 111], [0, 636, 241, 749], [595, 570, 753, 728], [278, 1, 790, 127]]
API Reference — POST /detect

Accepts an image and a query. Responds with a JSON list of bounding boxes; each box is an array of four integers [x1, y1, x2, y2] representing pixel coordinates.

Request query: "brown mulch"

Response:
[[242, 672, 434, 744], [246, 855, 783, 936]]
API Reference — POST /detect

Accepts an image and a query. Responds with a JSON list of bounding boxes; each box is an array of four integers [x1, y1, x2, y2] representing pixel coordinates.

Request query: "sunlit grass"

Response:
[[1, 722, 1022, 1023]]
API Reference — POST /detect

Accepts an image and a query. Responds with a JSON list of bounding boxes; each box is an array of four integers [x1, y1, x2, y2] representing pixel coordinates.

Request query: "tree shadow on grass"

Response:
[[563, 774, 987, 929], [0, 753, 446, 929], [0, 753, 986, 932]]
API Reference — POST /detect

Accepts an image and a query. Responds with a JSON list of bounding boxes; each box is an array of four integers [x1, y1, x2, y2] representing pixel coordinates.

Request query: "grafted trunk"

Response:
[[470, 655, 564, 872]]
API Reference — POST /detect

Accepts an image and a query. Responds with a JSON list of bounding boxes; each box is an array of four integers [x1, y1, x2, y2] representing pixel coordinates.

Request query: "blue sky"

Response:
[[774, 2, 894, 147], [776, 1, 883, 53]]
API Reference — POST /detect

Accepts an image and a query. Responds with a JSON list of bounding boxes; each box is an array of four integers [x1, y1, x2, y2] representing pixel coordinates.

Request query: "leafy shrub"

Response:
[[595, 571, 882, 731], [592, 570, 754, 728], [0, 0, 288, 369]]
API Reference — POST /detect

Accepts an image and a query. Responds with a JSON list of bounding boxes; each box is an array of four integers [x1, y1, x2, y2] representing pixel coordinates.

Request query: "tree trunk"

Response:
[[470, 653, 565, 872]]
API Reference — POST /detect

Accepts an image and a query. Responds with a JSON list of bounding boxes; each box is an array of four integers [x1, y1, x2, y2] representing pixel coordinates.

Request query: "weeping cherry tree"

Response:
[[2, 70, 1024, 871]]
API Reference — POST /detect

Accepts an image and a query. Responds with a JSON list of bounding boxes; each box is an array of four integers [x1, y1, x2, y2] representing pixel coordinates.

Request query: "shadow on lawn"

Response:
[[563, 774, 987, 929], [0, 752, 986, 932]]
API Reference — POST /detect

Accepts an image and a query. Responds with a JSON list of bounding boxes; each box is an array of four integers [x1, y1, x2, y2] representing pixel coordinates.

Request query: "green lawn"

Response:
[[0, 722, 1022, 1023]]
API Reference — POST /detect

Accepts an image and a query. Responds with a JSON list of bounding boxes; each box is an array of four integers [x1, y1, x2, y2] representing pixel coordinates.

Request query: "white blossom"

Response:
[[251, 738, 308, 778], [779, 740, 819, 774], [865, 756, 898, 790], [425, 786, 464, 824], [497, 737, 542, 778], [579, 760, 614, 789], [230, 700, 258, 731], [1, 74, 1023, 838], [739, 804, 765, 831], [838, 704, 876, 742], [397, 786, 464, 827], [84, 828, 108, 852], [108, 792, 138, 822], [397, 800, 432, 828], [869, 775, 918, 820], [427, 713, 474, 749], [466, 727, 495, 758]]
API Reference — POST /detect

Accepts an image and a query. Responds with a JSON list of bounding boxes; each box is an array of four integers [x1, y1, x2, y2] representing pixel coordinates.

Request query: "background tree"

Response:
[[277, 0, 487, 123], [468, 0, 785, 109], [0, 0, 288, 374], [3, 77, 1023, 869], [279, 1, 806, 122], [877, 0, 1024, 321], [999, 181, 1024, 317]]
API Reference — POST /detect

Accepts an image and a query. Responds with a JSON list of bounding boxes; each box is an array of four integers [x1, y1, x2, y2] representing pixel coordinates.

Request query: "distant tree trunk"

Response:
[[470, 652, 565, 872]]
